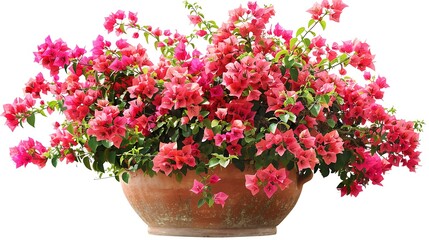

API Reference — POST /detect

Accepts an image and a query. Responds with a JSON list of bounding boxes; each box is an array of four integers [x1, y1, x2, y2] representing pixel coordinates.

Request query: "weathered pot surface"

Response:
[[121, 165, 312, 237]]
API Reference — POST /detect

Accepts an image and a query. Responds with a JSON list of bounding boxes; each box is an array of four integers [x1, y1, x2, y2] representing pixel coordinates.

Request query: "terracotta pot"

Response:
[[121, 165, 312, 237]]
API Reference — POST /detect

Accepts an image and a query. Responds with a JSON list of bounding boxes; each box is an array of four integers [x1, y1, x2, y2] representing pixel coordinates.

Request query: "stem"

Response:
[[292, 11, 329, 54], [315, 55, 351, 74], [187, 2, 216, 35]]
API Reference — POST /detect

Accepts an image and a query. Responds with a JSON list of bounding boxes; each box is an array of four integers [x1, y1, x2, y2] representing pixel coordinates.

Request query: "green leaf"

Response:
[[335, 150, 353, 171], [211, 119, 219, 128], [319, 163, 330, 177], [200, 143, 213, 156], [208, 157, 219, 168], [176, 172, 183, 183], [83, 156, 92, 170], [171, 129, 179, 142], [121, 172, 130, 183], [274, 49, 288, 62], [181, 126, 192, 138], [97, 159, 105, 173], [27, 113, 36, 127], [119, 23, 126, 34], [316, 59, 328, 70], [92, 159, 99, 172], [232, 158, 245, 171], [191, 124, 200, 135], [320, 94, 330, 105], [339, 53, 349, 62], [254, 156, 264, 170], [280, 66, 286, 76], [202, 118, 211, 128], [200, 110, 210, 118], [107, 150, 116, 164], [288, 112, 297, 123], [101, 140, 114, 148], [290, 67, 299, 81], [279, 114, 289, 123], [296, 26, 305, 37], [143, 32, 150, 43], [336, 96, 344, 105], [302, 90, 314, 104], [284, 96, 296, 106], [72, 62, 77, 74], [88, 137, 99, 152], [219, 158, 230, 168], [197, 198, 206, 208], [310, 103, 321, 117], [213, 125, 222, 134], [289, 37, 298, 50], [207, 197, 215, 207], [39, 109, 47, 117], [370, 145, 378, 155], [47, 100, 58, 110], [319, 20, 326, 30], [286, 158, 295, 171], [268, 123, 278, 133], [283, 55, 294, 69], [51, 156, 58, 167], [303, 38, 311, 48], [308, 19, 315, 28], [327, 118, 336, 128], [195, 163, 207, 175]]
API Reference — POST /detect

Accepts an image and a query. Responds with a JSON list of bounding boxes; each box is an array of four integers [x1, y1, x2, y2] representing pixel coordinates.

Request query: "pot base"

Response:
[[122, 166, 312, 237], [148, 226, 277, 237]]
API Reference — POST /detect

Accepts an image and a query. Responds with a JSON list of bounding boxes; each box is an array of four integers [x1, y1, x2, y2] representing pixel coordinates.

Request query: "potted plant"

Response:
[[1, 0, 424, 237]]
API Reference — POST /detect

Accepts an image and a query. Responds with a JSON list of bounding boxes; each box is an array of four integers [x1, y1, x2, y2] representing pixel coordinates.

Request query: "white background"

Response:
[[0, 1, 427, 239]]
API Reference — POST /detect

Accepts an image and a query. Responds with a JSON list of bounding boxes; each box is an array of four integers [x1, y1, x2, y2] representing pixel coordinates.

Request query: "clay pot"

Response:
[[121, 165, 312, 237]]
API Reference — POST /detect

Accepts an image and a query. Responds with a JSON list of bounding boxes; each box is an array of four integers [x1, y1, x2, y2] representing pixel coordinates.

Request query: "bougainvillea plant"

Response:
[[2, 0, 424, 208]]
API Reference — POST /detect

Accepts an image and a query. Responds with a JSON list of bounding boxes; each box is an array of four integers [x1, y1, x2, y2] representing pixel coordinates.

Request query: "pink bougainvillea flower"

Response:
[[245, 174, 260, 196], [297, 148, 318, 171], [188, 15, 202, 25], [87, 106, 126, 148], [2, 94, 36, 131], [190, 179, 205, 194], [214, 192, 229, 208], [196, 29, 207, 37], [226, 141, 242, 156], [215, 108, 227, 120], [209, 85, 224, 99], [276, 144, 287, 156], [202, 128, 215, 142], [363, 71, 371, 80], [273, 168, 287, 184], [225, 120, 245, 143], [174, 41, 189, 61], [24, 72, 49, 98], [340, 181, 363, 197], [256, 163, 277, 182], [306, 2, 324, 20], [209, 174, 221, 184], [263, 182, 278, 199], [213, 134, 226, 146], [9, 138, 47, 169], [329, 0, 348, 22], [299, 129, 316, 149]]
